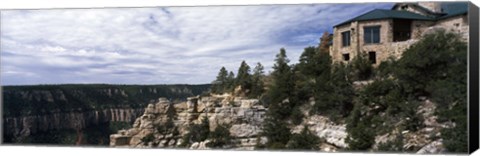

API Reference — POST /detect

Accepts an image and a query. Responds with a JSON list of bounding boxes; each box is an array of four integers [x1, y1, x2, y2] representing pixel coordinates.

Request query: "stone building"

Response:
[[330, 2, 469, 65]]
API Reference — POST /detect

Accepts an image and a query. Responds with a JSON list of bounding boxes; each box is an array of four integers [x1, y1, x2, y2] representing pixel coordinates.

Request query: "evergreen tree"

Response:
[[262, 116, 291, 149], [394, 31, 467, 152], [225, 71, 235, 93], [266, 48, 295, 119], [287, 126, 321, 150], [212, 67, 228, 93], [349, 52, 373, 81], [250, 62, 265, 98], [345, 104, 375, 151], [235, 60, 252, 92], [261, 48, 296, 150], [315, 63, 354, 119], [207, 124, 232, 148], [295, 46, 332, 101]]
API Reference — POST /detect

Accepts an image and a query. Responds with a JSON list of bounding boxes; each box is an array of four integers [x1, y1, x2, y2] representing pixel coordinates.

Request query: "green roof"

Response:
[[334, 9, 434, 27], [334, 2, 468, 27]]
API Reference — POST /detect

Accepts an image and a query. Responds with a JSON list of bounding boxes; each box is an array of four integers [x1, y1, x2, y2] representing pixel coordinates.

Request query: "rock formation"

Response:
[[110, 94, 267, 150], [4, 108, 144, 142], [2, 84, 210, 144], [110, 94, 448, 153]]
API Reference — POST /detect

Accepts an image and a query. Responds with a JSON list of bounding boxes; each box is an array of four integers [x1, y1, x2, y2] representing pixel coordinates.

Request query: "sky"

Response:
[[0, 3, 393, 85]]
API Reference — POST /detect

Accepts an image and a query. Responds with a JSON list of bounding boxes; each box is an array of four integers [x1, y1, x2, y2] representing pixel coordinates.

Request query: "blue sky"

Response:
[[1, 3, 392, 85]]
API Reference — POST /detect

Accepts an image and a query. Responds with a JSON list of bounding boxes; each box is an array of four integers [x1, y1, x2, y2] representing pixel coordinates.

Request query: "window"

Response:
[[343, 53, 350, 61], [368, 51, 376, 64], [393, 19, 412, 42], [341, 31, 351, 47], [364, 26, 381, 44]]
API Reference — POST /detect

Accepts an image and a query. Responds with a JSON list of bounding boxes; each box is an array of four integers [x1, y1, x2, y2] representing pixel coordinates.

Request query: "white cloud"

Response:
[[0, 3, 392, 85]]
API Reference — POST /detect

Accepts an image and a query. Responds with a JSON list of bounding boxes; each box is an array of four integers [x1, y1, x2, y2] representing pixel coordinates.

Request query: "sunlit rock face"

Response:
[[5, 108, 145, 142], [110, 95, 267, 149]]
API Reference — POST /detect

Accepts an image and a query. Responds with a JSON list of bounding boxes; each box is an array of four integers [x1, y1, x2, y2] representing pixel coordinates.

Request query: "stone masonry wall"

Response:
[[331, 14, 468, 65]]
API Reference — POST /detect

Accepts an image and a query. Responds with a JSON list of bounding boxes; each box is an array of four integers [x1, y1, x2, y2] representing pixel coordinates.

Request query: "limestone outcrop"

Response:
[[110, 95, 267, 149], [110, 95, 448, 153], [292, 115, 348, 148]]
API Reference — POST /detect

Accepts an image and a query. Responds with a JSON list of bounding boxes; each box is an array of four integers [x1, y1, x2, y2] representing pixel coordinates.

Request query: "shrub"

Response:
[[287, 126, 321, 150], [180, 117, 210, 147], [290, 106, 304, 125], [345, 104, 375, 151], [262, 116, 291, 149], [349, 53, 374, 81], [206, 124, 232, 148]]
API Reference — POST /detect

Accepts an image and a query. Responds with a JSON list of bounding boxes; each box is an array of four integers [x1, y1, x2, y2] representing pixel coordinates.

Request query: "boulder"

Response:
[[230, 124, 260, 138], [416, 139, 446, 154]]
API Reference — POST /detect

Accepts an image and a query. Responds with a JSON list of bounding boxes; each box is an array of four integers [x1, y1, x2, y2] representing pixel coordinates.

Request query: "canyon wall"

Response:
[[110, 95, 350, 151], [4, 108, 144, 142], [2, 84, 210, 143]]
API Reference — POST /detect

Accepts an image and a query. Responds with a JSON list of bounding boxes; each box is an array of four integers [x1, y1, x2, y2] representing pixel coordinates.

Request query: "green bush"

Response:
[[261, 116, 291, 149], [180, 117, 210, 147], [207, 124, 232, 148], [345, 104, 375, 151], [349, 53, 374, 81], [287, 126, 321, 150], [290, 106, 304, 125]]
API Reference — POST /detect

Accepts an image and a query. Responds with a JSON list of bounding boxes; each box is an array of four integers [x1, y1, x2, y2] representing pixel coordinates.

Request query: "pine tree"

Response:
[[225, 71, 235, 93], [345, 104, 375, 151], [266, 48, 295, 119], [349, 53, 373, 81], [212, 67, 228, 93], [261, 48, 296, 150], [287, 126, 321, 150], [250, 62, 265, 98], [295, 46, 332, 101], [262, 116, 291, 149], [235, 60, 252, 93]]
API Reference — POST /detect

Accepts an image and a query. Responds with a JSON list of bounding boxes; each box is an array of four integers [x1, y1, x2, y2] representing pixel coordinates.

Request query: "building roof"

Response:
[[334, 9, 434, 27], [334, 2, 468, 27]]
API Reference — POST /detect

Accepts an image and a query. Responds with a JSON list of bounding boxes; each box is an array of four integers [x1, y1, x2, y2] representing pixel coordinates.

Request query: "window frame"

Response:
[[364, 25, 381, 44], [341, 31, 351, 47]]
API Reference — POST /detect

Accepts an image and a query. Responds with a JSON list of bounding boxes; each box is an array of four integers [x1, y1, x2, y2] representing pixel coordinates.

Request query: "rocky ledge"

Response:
[[110, 94, 267, 149]]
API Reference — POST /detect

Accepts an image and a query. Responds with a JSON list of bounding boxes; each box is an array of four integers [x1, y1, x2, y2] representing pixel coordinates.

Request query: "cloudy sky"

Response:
[[1, 3, 392, 85]]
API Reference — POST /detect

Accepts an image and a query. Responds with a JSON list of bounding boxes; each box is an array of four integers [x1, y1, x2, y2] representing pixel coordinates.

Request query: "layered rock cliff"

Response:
[[2, 84, 210, 144], [110, 94, 267, 149], [110, 94, 448, 153], [4, 108, 144, 143], [110, 94, 352, 151]]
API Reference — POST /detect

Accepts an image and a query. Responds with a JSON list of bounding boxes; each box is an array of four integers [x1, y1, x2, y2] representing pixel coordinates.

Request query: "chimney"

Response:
[[418, 2, 442, 13]]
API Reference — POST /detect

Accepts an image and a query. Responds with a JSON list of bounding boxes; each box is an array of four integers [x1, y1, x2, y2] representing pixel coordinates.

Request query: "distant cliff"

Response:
[[2, 84, 210, 144]]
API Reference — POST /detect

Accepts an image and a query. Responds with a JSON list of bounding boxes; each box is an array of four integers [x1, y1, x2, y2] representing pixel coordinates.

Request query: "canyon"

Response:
[[2, 84, 210, 144]]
